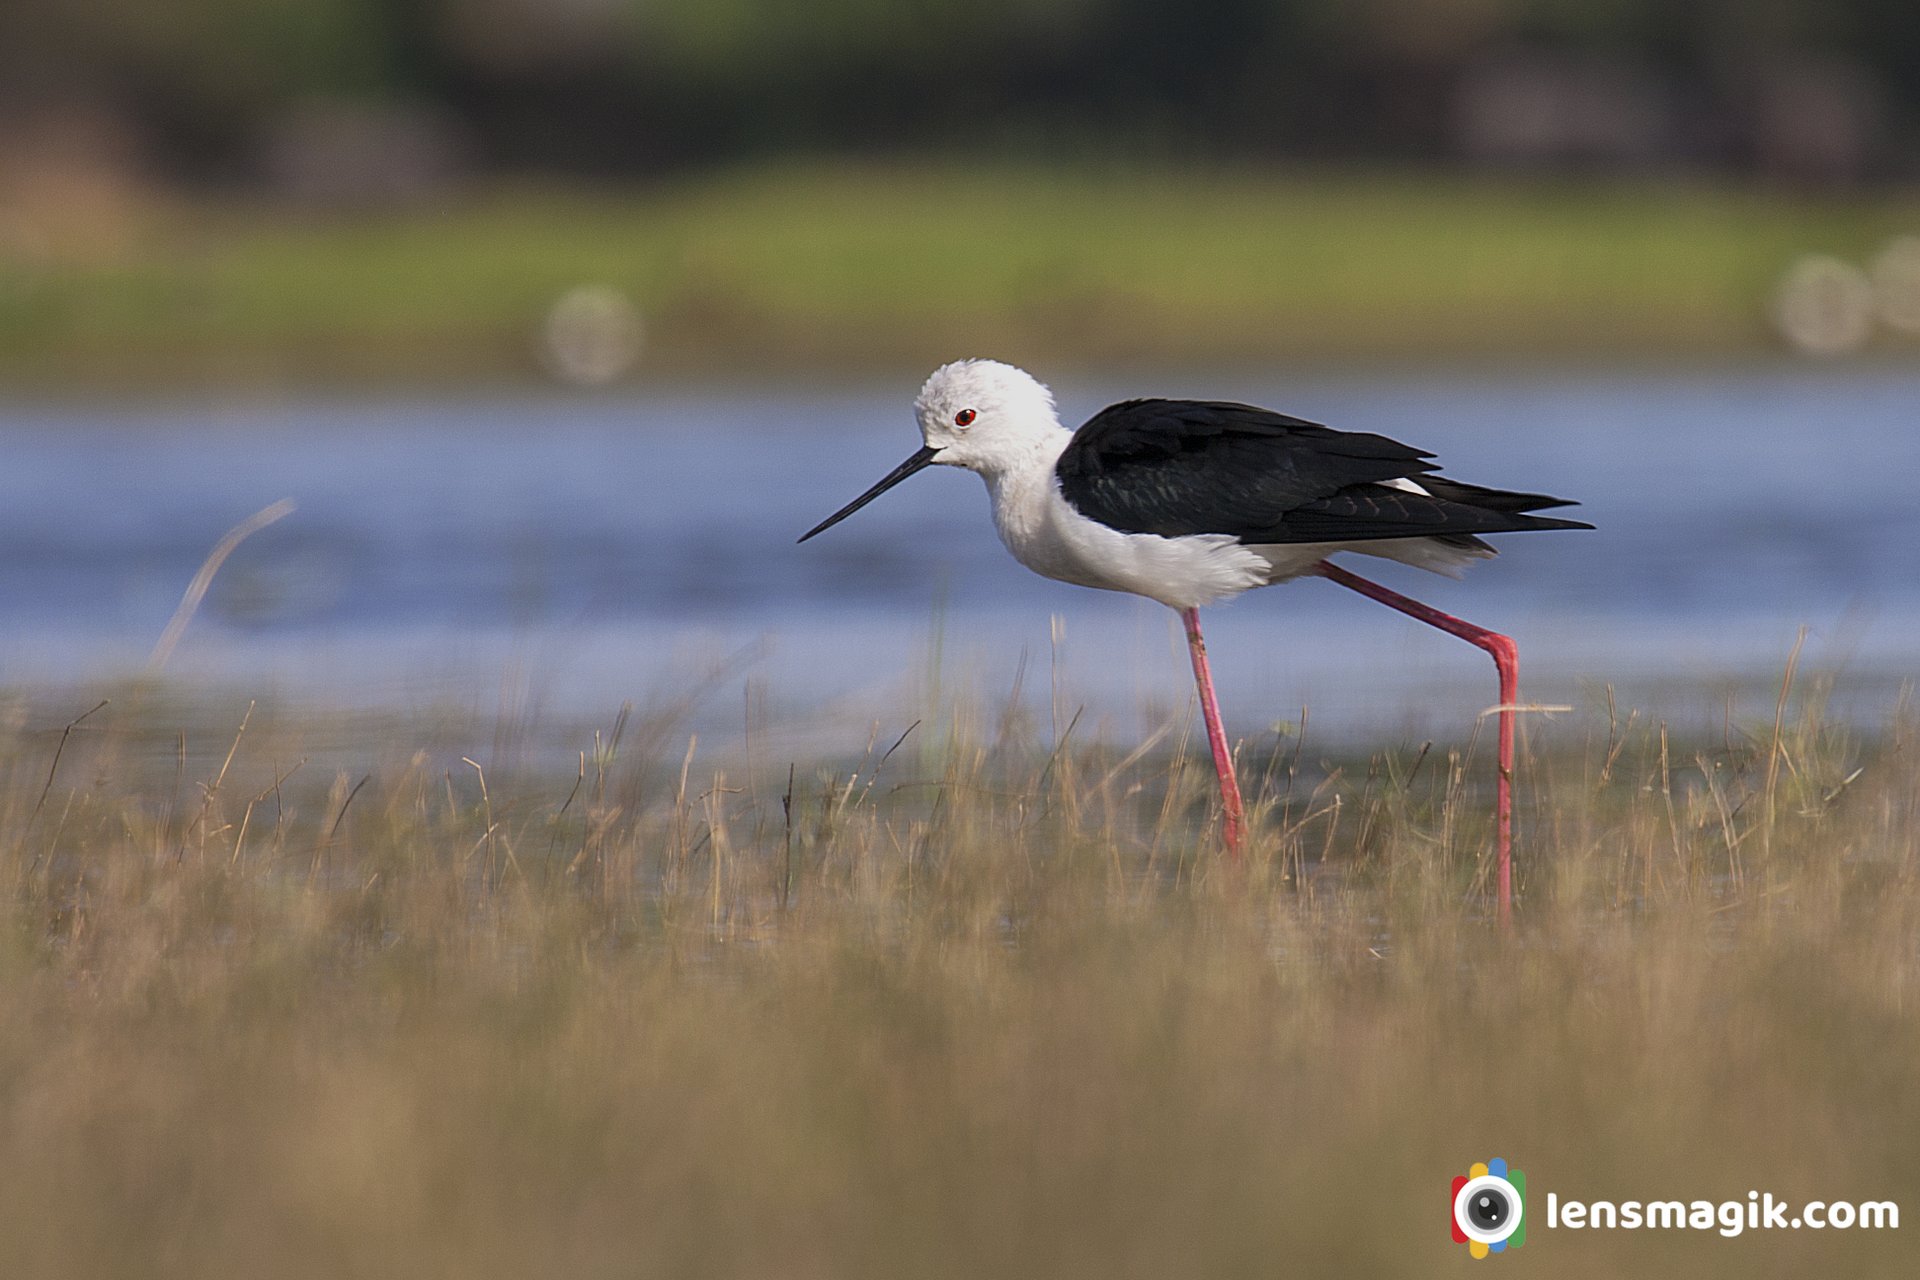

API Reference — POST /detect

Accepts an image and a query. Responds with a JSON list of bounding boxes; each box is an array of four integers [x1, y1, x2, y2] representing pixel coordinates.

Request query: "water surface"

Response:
[[2, 363, 1914, 747]]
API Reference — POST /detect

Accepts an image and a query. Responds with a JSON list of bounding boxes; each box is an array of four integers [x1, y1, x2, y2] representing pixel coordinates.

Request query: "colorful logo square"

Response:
[[1452, 1158, 1527, 1258]]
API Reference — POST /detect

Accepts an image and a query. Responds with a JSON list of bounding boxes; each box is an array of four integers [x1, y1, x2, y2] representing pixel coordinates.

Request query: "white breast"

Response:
[[985, 470, 1272, 610]]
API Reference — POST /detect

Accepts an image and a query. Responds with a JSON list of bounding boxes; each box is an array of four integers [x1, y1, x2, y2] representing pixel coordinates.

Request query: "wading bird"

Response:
[[800, 360, 1590, 922]]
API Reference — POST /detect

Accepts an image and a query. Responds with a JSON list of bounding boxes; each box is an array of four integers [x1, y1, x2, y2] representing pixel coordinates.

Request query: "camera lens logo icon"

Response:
[[1451, 1158, 1526, 1258]]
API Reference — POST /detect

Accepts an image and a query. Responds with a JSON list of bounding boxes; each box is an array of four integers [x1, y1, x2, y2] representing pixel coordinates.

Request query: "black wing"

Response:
[[1055, 399, 1592, 544]]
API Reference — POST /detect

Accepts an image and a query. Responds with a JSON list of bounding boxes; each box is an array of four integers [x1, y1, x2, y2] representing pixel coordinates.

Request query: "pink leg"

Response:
[[1314, 562, 1518, 929], [1181, 606, 1246, 860]]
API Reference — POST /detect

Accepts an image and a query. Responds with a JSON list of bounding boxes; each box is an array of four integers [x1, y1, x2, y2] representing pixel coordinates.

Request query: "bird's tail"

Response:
[[1417, 477, 1591, 521]]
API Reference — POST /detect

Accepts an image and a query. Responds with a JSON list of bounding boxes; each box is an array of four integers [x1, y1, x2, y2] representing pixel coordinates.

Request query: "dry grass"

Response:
[[0, 676, 1912, 1278]]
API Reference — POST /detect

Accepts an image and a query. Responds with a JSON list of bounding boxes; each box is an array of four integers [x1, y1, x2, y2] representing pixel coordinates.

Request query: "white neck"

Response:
[[976, 421, 1071, 494], [977, 424, 1074, 558]]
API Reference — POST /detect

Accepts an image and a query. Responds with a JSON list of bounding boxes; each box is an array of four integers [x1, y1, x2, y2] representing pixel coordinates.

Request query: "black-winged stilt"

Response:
[[800, 360, 1590, 921]]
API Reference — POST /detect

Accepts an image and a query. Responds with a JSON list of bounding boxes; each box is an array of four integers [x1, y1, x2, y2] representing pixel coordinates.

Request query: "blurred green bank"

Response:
[[2, 164, 1917, 386]]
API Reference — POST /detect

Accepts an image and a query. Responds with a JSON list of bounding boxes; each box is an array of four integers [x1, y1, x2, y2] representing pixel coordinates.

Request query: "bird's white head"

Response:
[[797, 358, 1066, 543], [913, 359, 1064, 476]]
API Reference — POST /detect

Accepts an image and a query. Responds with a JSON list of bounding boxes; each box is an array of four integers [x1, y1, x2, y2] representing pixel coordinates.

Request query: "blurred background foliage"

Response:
[[2, 0, 1918, 381], [3, 0, 1917, 180]]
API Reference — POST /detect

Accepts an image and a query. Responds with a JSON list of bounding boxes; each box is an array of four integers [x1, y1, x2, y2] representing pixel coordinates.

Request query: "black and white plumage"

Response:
[[800, 360, 1590, 610]]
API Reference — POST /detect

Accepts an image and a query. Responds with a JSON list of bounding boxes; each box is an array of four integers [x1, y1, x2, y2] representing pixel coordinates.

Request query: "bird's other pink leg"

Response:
[[1180, 606, 1246, 860], [1313, 562, 1518, 928]]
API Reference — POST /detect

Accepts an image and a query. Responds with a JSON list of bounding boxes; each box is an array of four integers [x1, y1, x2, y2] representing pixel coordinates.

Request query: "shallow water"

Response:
[[2, 363, 1916, 746]]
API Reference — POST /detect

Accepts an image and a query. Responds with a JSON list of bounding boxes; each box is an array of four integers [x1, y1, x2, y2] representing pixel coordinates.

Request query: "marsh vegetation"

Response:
[[0, 670, 1911, 1278]]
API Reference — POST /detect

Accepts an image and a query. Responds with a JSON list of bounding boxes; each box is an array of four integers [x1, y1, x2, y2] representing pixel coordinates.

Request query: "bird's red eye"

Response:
[[954, 408, 976, 427]]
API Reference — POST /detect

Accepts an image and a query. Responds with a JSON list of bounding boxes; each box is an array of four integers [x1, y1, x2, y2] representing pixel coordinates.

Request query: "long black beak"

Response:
[[797, 445, 941, 543]]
